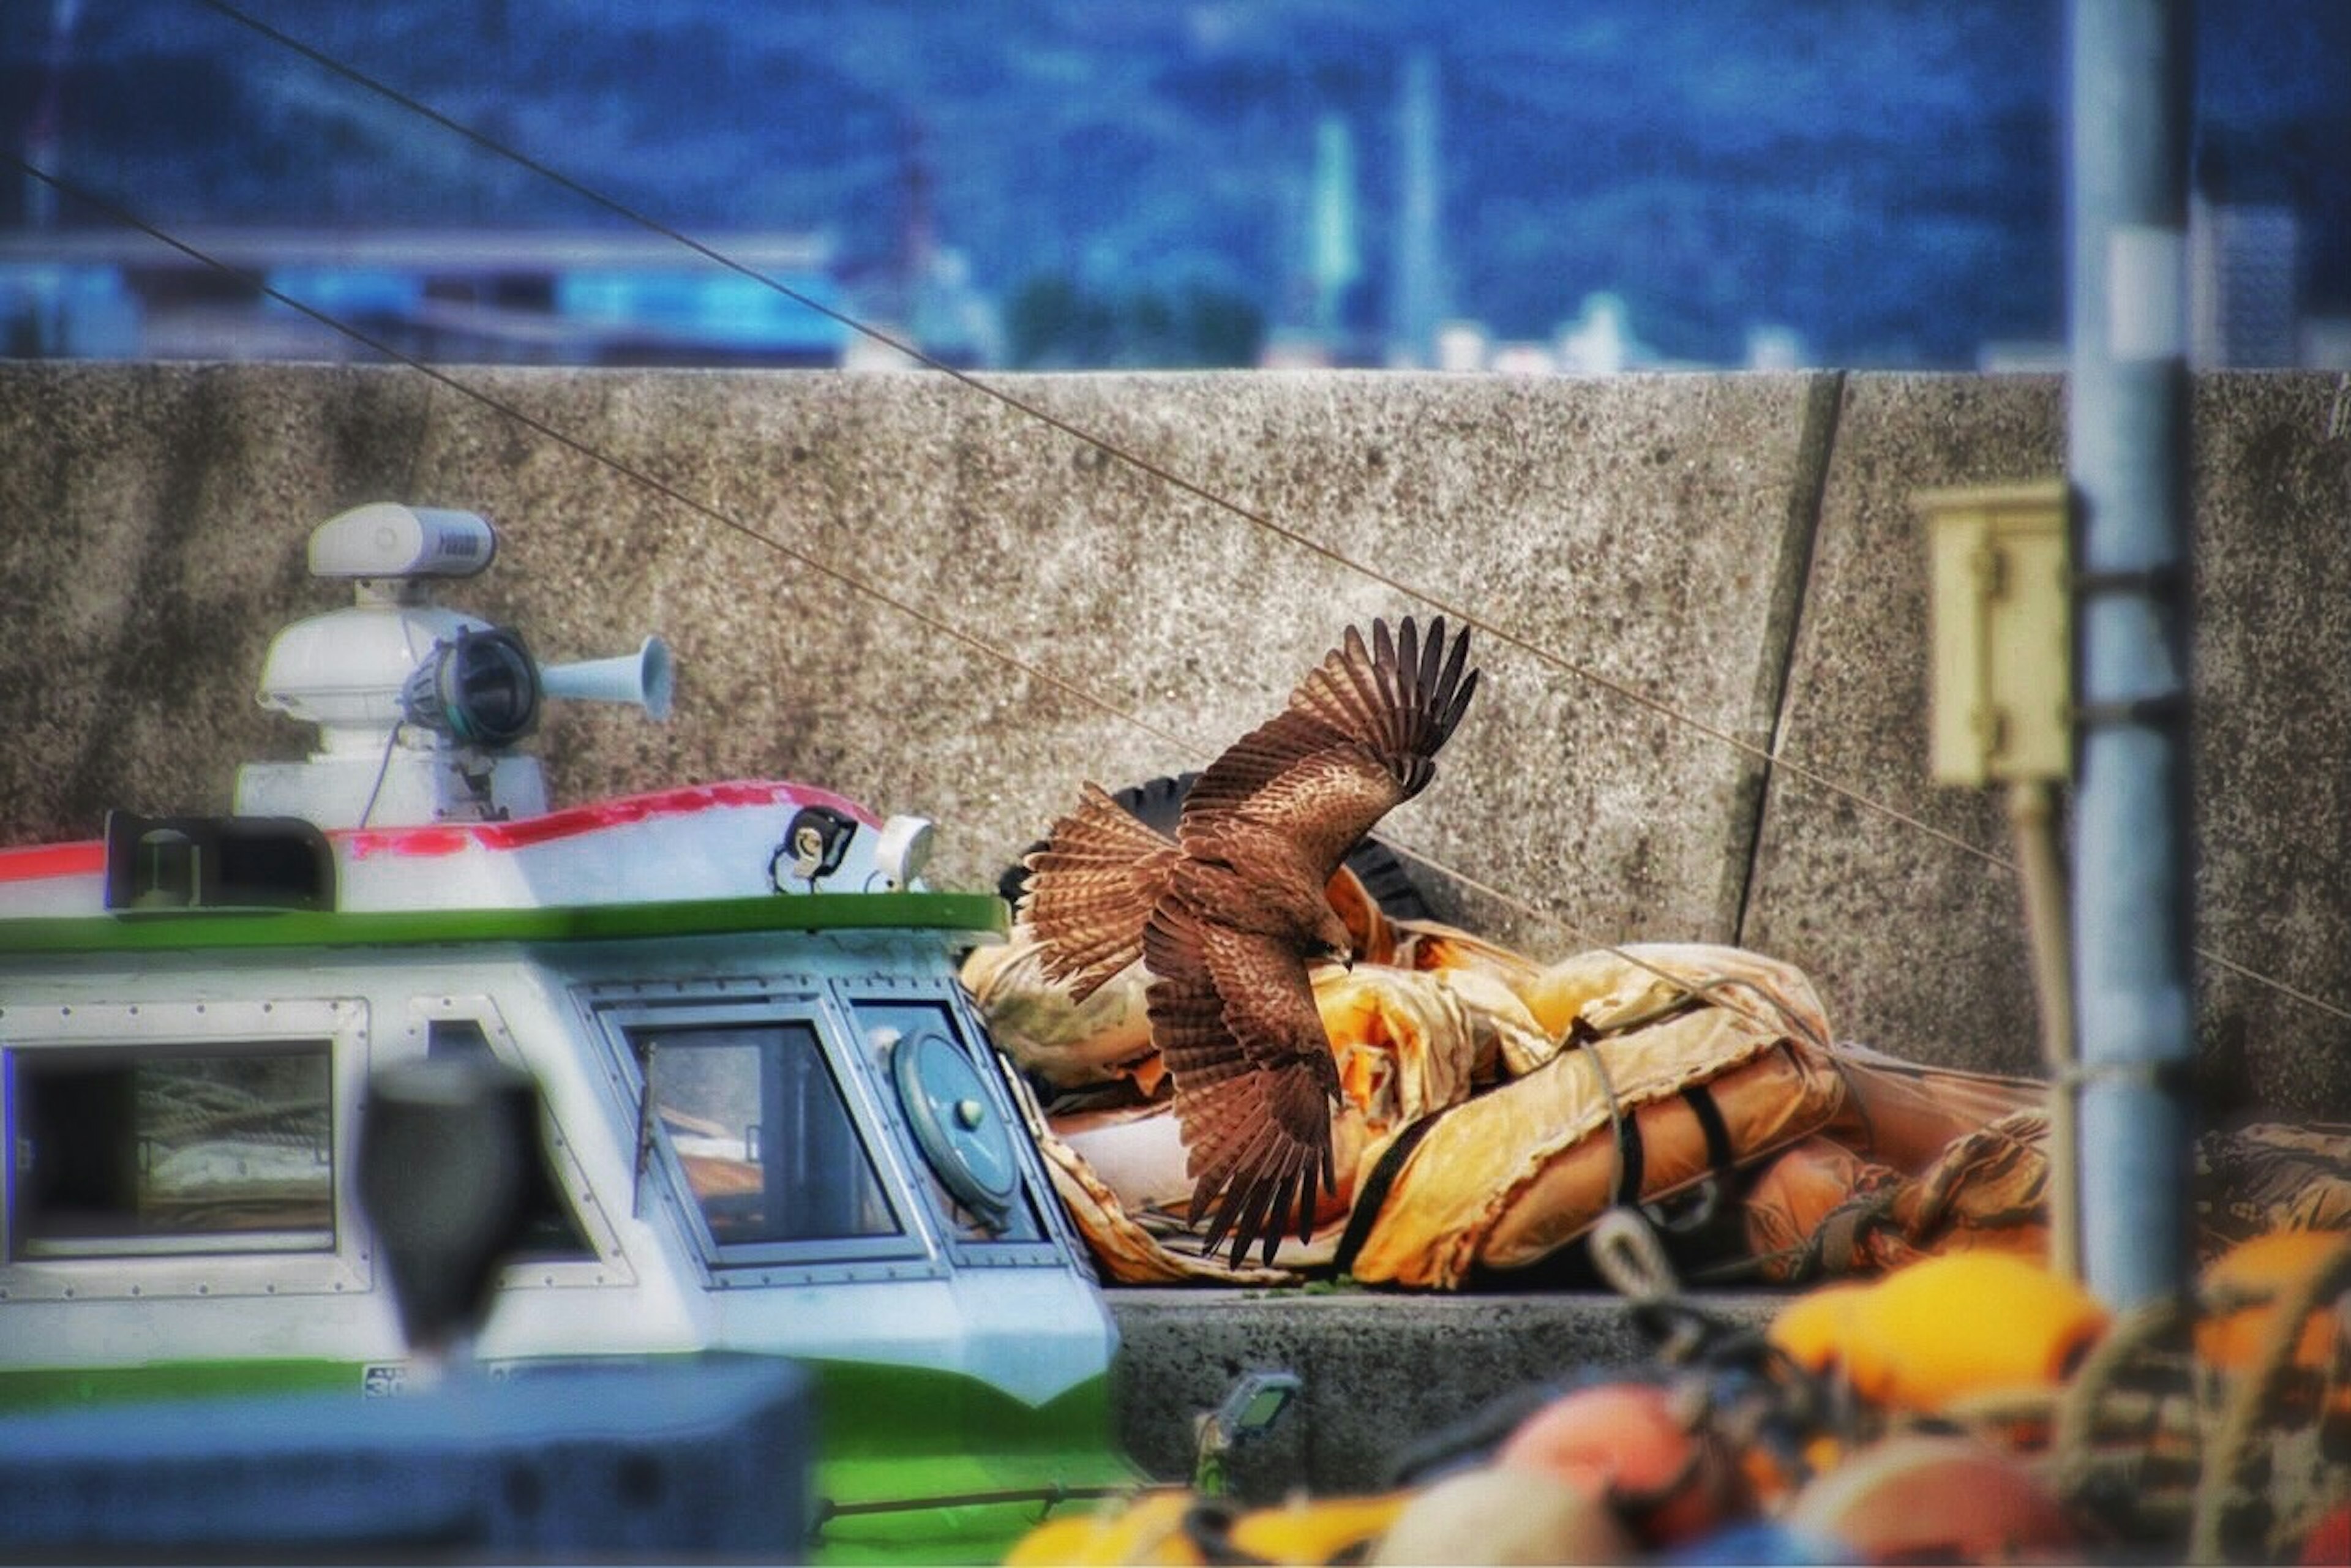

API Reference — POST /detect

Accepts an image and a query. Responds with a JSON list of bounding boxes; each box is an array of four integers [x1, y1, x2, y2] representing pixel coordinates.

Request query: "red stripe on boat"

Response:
[[340, 781, 876, 859], [0, 841, 106, 882]]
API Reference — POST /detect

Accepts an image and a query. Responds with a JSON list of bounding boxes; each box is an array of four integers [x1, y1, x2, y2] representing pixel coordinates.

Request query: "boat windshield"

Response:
[[631, 1019, 904, 1253]]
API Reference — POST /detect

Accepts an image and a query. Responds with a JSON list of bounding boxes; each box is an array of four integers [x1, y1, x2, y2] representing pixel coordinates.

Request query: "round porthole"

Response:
[[890, 1030, 1018, 1226]]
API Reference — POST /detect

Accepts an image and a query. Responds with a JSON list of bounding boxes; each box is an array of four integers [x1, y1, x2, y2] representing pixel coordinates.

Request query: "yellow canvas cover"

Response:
[[975, 914, 1850, 1286]]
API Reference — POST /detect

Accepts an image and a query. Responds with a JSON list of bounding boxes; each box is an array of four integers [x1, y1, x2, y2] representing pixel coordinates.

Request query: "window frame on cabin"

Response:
[[0, 997, 372, 1300]]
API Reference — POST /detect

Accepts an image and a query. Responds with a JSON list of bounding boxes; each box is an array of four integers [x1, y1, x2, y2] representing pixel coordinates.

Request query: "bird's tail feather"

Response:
[[1020, 781, 1180, 1002]]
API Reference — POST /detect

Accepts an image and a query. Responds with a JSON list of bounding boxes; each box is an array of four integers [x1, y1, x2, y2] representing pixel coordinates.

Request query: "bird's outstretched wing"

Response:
[[1021, 781, 1182, 1002], [1180, 615, 1478, 877], [1027, 617, 1480, 1268], [1143, 898, 1341, 1266]]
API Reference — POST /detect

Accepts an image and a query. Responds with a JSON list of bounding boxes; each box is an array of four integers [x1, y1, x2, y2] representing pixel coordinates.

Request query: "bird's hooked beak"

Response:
[[1312, 908, 1357, 975]]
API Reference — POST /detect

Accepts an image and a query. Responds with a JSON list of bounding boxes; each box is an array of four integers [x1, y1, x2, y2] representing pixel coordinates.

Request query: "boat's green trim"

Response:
[[811, 1365, 1142, 1564], [0, 890, 1007, 955], [0, 1354, 1139, 1564], [0, 1358, 356, 1409], [0, 1354, 1120, 1463], [809, 1359, 1122, 1475]]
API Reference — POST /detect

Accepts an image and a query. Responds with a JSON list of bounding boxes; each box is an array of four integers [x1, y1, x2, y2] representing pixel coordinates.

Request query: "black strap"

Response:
[[1612, 1101, 1648, 1207], [1640, 1084, 1739, 1235], [1331, 1106, 1451, 1278], [1678, 1084, 1736, 1179], [1561, 1015, 1645, 1210]]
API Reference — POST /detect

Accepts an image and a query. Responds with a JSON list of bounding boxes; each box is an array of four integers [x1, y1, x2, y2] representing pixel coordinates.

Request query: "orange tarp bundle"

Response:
[[966, 876, 2351, 1286], [969, 877, 1858, 1286]]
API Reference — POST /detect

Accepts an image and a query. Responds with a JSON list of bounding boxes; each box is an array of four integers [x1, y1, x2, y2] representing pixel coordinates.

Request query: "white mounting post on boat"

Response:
[[234, 503, 674, 831]]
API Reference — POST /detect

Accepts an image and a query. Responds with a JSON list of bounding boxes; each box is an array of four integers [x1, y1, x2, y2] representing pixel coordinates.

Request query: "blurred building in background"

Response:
[[1384, 50, 1449, 370], [0, 228, 853, 365], [0, 227, 1008, 369], [1980, 133, 2350, 375], [2190, 195, 2300, 370]]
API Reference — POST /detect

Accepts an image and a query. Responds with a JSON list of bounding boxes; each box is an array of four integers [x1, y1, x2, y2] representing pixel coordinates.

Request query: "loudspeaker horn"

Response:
[[539, 636, 674, 722]]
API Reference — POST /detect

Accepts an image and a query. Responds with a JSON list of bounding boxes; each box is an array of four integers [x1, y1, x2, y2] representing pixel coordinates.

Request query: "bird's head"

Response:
[[1310, 906, 1356, 973]]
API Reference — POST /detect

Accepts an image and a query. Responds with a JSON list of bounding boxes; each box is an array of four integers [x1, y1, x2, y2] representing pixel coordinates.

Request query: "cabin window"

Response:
[[9, 1044, 335, 1258], [631, 1019, 903, 1253]]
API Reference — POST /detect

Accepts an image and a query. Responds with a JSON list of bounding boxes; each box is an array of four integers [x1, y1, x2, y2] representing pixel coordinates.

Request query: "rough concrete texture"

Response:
[[4, 362, 2349, 1122], [1104, 1289, 1774, 1496], [1740, 375, 2066, 1084], [0, 364, 436, 830], [0, 361, 1824, 959], [2180, 374, 2351, 1122], [1742, 371, 2351, 1119]]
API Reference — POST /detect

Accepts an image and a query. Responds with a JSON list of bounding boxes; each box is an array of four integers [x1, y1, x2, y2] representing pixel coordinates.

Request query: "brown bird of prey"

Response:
[[1020, 616, 1479, 1266]]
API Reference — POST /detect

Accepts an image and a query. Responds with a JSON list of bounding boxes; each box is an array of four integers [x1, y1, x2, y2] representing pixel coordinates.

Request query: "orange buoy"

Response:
[[1764, 1281, 1869, 1376], [1782, 1433, 2078, 1562], [1228, 1493, 1409, 1562], [2195, 1230, 2351, 1375], [1837, 1253, 2109, 1411], [1494, 1381, 1747, 1546], [1002, 1491, 1200, 1566], [1370, 1465, 1637, 1566]]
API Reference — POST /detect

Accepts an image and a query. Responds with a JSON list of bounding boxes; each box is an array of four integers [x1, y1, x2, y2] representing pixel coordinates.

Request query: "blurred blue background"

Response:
[[6, 0, 2344, 371]]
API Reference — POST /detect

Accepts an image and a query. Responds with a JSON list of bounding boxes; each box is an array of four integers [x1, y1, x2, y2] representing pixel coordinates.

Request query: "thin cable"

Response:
[[11, 157, 1200, 768], [356, 719, 404, 830], [26, 151, 2351, 1032], [198, 1, 920, 367], [2197, 950, 2351, 1026], [13, 154, 1810, 1038], [195, 0, 2011, 879], [193, 9, 2351, 1030], [180, 1, 2045, 1031], [192, 0, 1280, 486]]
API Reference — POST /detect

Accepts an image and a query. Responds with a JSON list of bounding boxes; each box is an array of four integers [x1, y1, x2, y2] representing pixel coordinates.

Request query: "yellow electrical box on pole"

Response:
[[1922, 479, 2074, 787], [1919, 476, 2081, 1281]]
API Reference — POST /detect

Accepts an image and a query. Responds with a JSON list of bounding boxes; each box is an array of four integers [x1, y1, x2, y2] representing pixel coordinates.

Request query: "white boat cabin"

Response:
[[0, 506, 1127, 1552]]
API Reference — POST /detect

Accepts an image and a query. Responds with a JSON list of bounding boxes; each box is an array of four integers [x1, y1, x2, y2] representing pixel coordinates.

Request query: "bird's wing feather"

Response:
[[1143, 900, 1339, 1266], [1021, 781, 1181, 1002], [1180, 616, 1479, 876]]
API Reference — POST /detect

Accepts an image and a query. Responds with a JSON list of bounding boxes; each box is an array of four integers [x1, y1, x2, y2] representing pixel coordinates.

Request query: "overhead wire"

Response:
[[188, 0, 2013, 879], [7, 153, 1825, 1050], [8, 160, 1207, 764], [47, 7, 2351, 1033]]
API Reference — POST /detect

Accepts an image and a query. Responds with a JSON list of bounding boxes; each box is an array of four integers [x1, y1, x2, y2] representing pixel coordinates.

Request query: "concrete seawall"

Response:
[[7, 359, 2351, 1491], [8, 361, 2346, 1119]]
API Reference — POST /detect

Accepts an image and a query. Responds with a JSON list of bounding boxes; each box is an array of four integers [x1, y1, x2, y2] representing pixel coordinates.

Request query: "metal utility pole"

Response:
[[2066, 0, 2197, 1310]]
